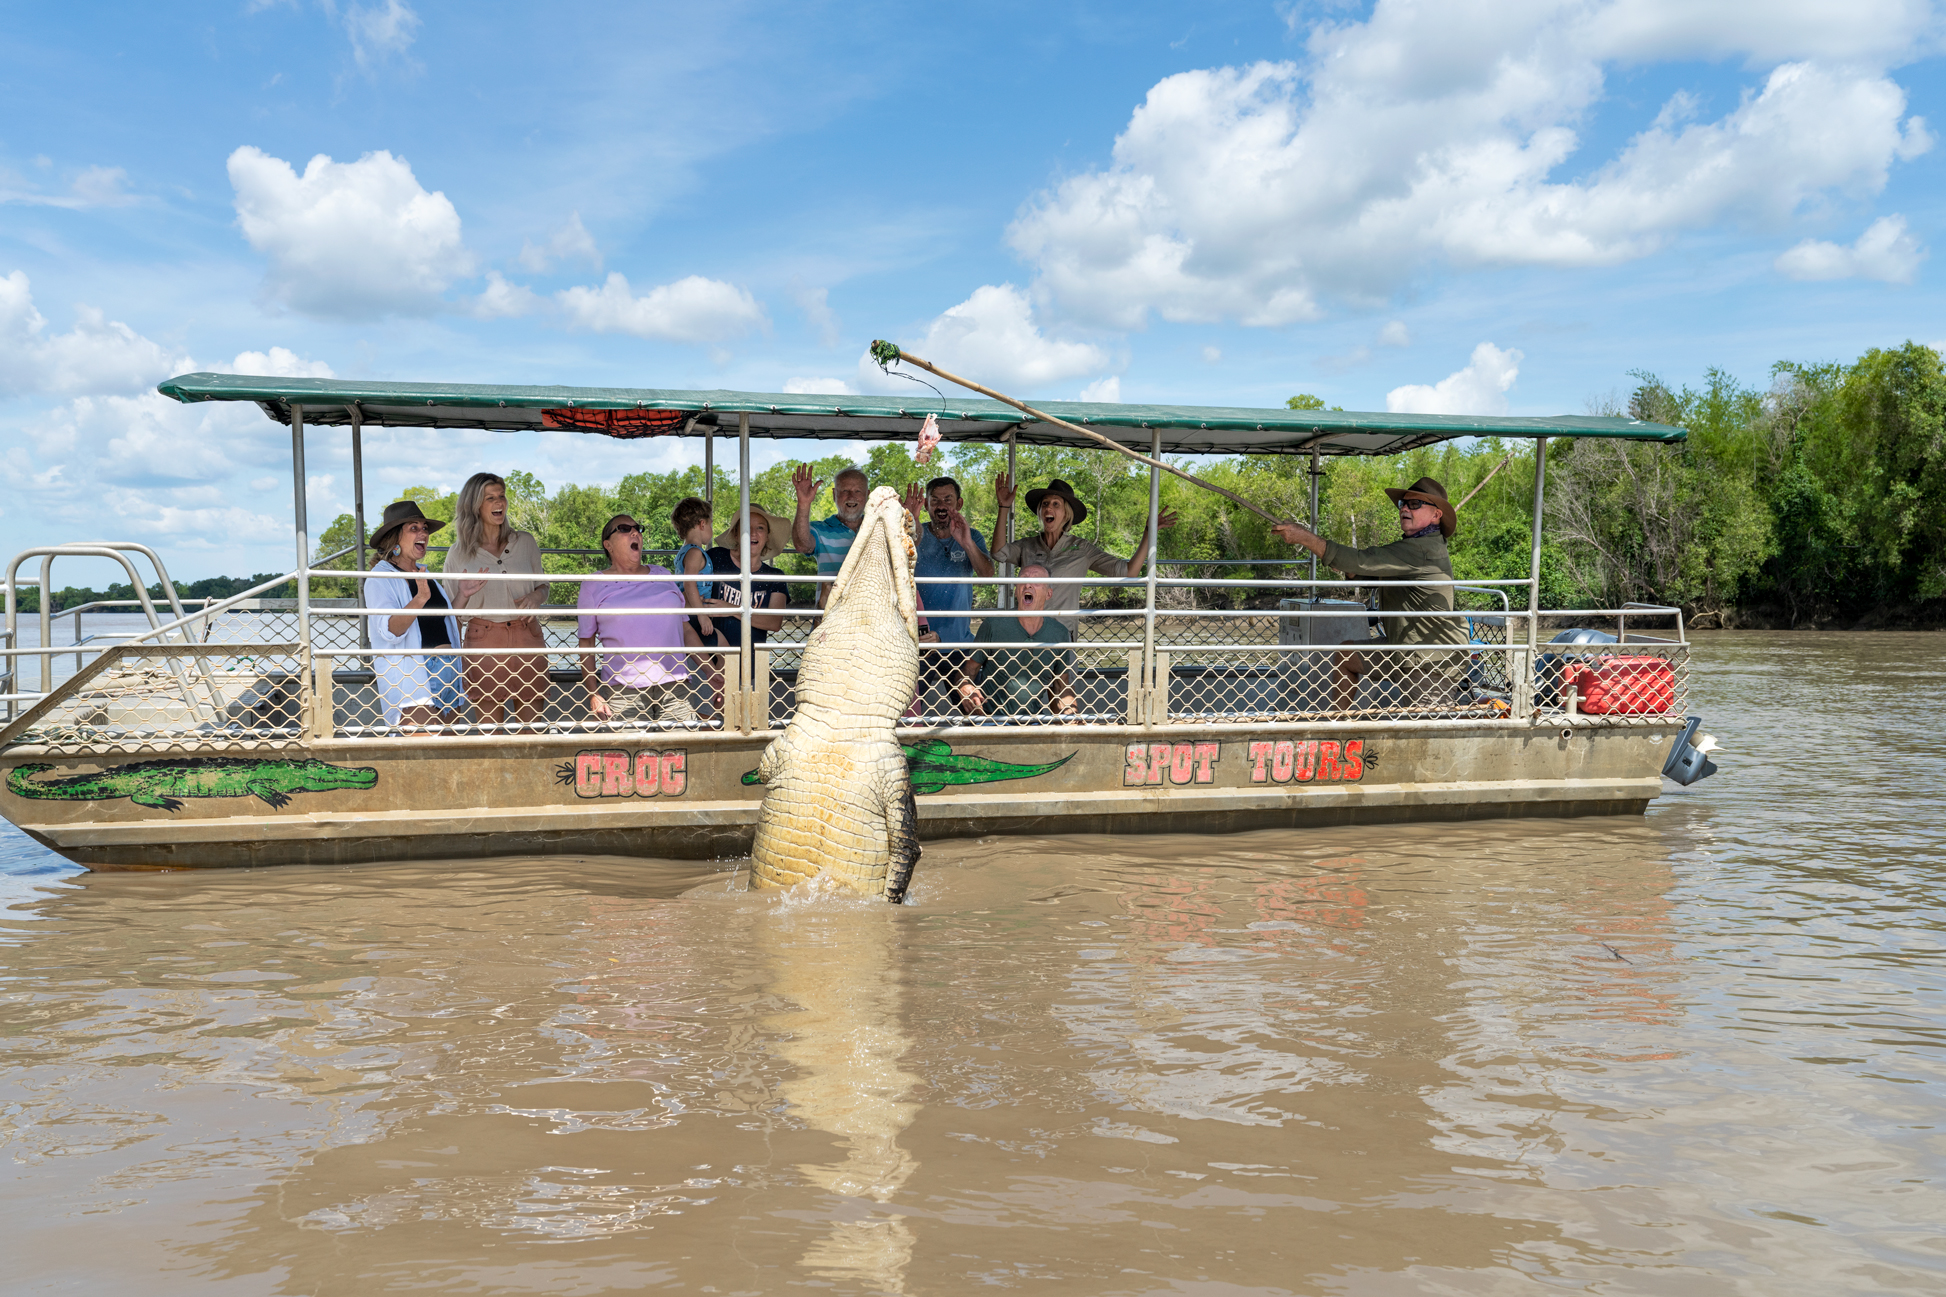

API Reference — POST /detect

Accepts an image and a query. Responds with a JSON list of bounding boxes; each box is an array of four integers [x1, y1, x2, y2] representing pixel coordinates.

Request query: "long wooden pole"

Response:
[[871, 343, 1289, 527], [1456, 450, 1515, 510]]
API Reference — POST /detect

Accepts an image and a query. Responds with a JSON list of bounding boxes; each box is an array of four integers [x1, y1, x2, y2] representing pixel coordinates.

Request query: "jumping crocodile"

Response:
[[7, 757, 379, 811], [750, 485, 923, 901]]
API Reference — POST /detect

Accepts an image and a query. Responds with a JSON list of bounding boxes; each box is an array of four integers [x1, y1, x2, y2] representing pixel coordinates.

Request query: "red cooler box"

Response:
[[1564, 655, 1674, 714]]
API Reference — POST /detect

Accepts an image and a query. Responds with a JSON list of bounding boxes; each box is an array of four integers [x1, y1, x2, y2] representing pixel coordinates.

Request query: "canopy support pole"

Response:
[[351, 404, 369, 651], [738, 412, 752, 733], [1142, 427, 1161, 704], [1003, 431, 1018, 610], [291, 405, 309, 649], [1523, 437, 1547, 714], [291, 404, 315, 732], [704, 426, 714, 513], [1307, 449, 1322, 589]]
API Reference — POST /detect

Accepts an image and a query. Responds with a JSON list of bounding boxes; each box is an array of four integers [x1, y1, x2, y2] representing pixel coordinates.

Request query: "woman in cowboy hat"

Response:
[[364, 499, 467, 730], [1272, 476, 1469, 711], [989, 475, 1177, 629]]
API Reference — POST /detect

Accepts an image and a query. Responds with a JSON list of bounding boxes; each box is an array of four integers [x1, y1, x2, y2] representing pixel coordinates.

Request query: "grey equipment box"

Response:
[[1278, 598, 1371, 712], [1277, 598, 1372, 647]]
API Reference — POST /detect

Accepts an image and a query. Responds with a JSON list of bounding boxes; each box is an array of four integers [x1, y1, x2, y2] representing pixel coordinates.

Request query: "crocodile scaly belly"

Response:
[[751, 743, 908, 895]]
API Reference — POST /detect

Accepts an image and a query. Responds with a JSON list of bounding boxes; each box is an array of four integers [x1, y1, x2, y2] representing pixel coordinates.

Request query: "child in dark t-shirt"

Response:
[[703, 506, 792, 648]]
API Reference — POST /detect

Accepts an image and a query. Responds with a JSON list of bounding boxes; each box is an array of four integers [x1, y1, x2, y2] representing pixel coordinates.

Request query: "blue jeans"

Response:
[[427, 653, 467, 714]]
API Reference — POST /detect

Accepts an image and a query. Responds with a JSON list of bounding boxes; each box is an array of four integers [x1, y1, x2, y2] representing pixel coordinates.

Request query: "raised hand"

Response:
[[411, 578, 430, 605], [946, 507, 974, 548], [994, 471, 1016, 512], [1157, 508, 1179, 530], [791, 463, 821, 508], [902, 481, 925, 517], [455, 578, 486, 599]]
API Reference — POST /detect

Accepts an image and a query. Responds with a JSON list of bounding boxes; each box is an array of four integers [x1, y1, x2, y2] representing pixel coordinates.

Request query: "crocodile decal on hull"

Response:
[[6, 757, 379, 812], [744, 740, 1073, 796]]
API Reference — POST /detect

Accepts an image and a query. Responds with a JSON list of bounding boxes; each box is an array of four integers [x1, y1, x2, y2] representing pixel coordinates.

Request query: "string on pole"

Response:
[[869, 341, 1290, 527]]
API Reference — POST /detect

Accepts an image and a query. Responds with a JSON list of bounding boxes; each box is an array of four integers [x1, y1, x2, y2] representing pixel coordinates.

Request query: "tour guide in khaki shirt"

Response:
[[989, 476, 1176, 630], [1272, 476, 1469, 711]]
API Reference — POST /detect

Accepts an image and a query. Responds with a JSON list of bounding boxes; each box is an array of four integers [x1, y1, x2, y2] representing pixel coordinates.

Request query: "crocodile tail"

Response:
[[6, 764, 55, 796], [884, 776, 921, 904]]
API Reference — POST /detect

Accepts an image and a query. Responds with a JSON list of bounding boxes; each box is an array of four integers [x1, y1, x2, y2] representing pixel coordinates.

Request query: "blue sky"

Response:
[[3, 0, 1943, 582]]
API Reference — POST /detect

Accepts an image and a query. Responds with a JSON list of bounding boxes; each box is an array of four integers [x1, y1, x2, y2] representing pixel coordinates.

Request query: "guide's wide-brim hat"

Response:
[[1384, 476, 1457, 538], [713, 505, 790, 561], [1024, 478, 1087, 526], [369, 499, 448, 555]]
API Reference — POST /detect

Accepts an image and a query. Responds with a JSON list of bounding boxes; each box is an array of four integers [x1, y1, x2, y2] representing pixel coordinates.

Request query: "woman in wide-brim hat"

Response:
[[364, 500, 466, 730], [988, 475, 1177, 629], [710, 503, 791, 562], [1272, 475, 1469, 712], [704, 504, 793, 651]]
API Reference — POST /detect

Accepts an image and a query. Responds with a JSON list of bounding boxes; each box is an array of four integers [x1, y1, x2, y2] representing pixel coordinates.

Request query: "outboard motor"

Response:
[[1663, 715, 1721, 786]]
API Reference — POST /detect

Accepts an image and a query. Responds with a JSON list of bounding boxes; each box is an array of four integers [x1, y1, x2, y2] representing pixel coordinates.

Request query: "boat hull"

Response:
[[1, 722, 1677, 871]]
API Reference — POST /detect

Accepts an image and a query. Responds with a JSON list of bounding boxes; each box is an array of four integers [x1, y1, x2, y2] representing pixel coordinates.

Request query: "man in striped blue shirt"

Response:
[[790, 463, 870, 608]]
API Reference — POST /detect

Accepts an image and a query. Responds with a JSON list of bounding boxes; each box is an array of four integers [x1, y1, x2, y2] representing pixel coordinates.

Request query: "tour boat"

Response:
[[0, 373, 1709, 870]]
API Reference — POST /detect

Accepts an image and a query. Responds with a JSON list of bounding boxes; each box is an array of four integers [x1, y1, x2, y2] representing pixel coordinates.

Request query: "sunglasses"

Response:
[[608, 523, 642, 536], [1397, 498, 1436, 512]]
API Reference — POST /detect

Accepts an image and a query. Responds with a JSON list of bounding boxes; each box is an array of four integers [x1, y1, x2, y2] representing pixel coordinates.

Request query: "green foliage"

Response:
[[83, 344, 1946, 625], [14, 573, 293, 614], [1286, 393, 1326, 410], [1539, 341, 1946, 623]]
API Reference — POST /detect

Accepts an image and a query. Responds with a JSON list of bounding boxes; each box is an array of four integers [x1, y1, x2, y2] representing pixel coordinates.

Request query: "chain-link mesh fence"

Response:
[[4, 644, 307, 754], [319, 642, 728, 737], [3, 562, 1691, 750]]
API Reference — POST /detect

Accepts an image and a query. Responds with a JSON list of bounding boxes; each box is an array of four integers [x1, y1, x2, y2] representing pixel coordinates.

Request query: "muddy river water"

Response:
[[3, 631, 1942, 1294]]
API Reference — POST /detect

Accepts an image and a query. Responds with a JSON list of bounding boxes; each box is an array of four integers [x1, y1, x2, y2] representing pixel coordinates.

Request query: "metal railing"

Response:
[[0, 552, 1690, 751]]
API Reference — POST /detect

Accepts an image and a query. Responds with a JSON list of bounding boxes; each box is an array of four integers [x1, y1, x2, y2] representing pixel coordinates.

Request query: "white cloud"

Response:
[[1201, 345, 1222, 364], [229, 146, 472, 318], [1009, 2, 1936, 329], [27, 392, 273, 493], [472, 270, 541, 319], [1377, 320, 1411, 347], [1079, 375, 1122, 403], [229, 347, 334, 379], [516, 212, 601, 273], [70, 166, 133, 206], [342, 0, 422, 68], [1774, 214, 1926, 284], [0, 270, 188, 398], [790, 281, 841, 348], [555, 272, 767, 344], [783, 376, 858, 395], [868, 284, 1108, 395], [1582, 0, 1941, 65], [1386, 342, 1522, 415], [0, 163, 136, 209]]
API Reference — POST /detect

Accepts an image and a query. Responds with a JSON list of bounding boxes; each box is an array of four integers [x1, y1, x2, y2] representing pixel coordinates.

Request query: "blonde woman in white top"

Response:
[[445, 472, 549, 726]]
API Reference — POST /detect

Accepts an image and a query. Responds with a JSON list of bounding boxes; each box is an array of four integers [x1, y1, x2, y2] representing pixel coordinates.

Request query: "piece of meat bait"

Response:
[[915, 412, 941, 465]]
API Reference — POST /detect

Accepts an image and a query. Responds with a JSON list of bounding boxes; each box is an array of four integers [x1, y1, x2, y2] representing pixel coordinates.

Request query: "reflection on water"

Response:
[[765, 901, 920, 1290], [2, 631, 1945, 1294]]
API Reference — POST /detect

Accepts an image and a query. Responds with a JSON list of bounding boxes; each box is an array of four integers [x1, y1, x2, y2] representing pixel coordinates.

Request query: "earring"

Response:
[[391, 545, 401, 556]]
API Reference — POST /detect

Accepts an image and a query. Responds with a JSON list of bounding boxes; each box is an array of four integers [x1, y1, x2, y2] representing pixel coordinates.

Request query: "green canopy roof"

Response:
[[157, 372, 1685, 457]]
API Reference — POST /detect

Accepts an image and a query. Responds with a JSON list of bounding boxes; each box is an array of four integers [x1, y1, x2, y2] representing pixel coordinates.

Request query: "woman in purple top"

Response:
[[575, 513, 697, 727]]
